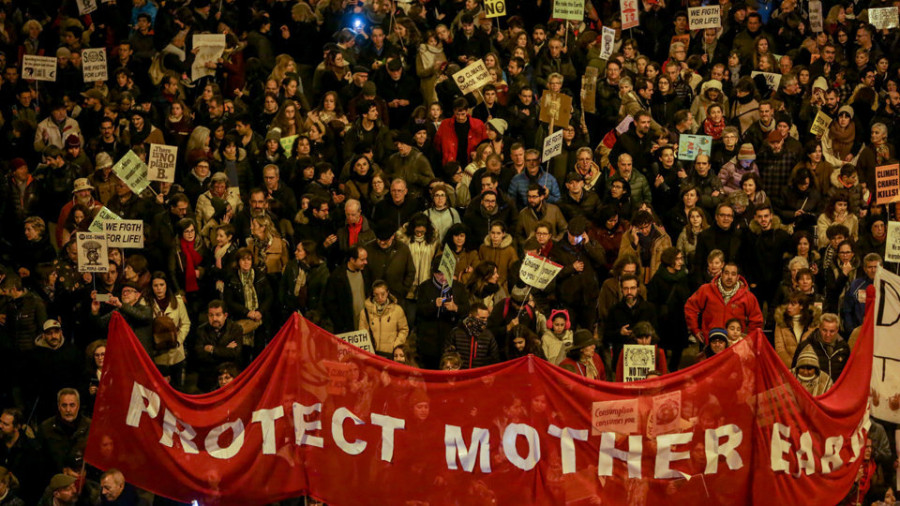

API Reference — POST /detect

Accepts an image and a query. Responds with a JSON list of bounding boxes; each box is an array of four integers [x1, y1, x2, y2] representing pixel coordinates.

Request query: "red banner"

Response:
[[86, 308, 874, 505]]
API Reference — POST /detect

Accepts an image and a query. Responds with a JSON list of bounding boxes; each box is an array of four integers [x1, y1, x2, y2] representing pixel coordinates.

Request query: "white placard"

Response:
[[542, 129, 564, 161], [519, 252, 563, 290], [22, 55, 57, 82], [869, 6, 899, 30], [82, 48, 108, 82], [88, 206, 122, 233], [113, 150, 150, 195], [76, 0, 97, 15], [336, 330, 376, 354], [147, 144, 178, 183], [76, 232, 108, 273], [620, 0, 639, 29], [688, 5, 720, 30], [809, 0, 824, 32], [452, 59, 492, 95], [886, 222, 900, 263], [751, 71, 782, 91], [872, 267, 900, 423], [599, 27, 615, 60], [104, 220, 144, 248], [191, 34, 226, 82], [623, 344, 657, 382]]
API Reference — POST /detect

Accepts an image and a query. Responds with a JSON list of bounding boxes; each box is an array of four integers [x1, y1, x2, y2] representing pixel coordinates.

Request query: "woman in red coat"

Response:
[[560, 329, 606, 380], [615, 321, 668, 381]]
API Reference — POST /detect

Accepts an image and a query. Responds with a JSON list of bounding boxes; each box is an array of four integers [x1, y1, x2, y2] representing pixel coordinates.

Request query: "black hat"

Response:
[[352, 65, 369, 75], [708, 328, 729, 343], [374, 220, 396, 241], [568, 215, 588, 236], [571, 329, 599, 350], [393, 130, 413, 146], [565, 172, 583, 183], [386, 58, 402, 72]]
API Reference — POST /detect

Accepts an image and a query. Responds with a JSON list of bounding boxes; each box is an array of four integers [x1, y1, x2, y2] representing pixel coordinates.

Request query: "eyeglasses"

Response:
[[716, 213, 734, 219]]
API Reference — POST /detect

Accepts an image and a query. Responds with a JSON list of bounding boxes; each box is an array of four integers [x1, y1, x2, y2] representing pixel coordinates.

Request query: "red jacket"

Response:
[[684, 275, 763, 343], [433, 116, 486, 166], [560, 353, 606, 380]]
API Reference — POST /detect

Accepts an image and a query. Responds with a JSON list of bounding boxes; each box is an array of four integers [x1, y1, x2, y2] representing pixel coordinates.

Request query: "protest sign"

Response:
[[873, 267, 900, 423], [76, 0, 97, 15], [591, 399, 639, 435], [751, 71, 782, 92], [623, 344, 657, 382], [453, 59, 492, 95], [22, 55, 57, 82], [542, 129, 564, 161], [552, 0, 584, 20], [677, 134, 712, 161], [876, 164, 900, 205], [538, 90, 573, 126], [147, 144, 178, 183], [88, 207, 123, 233], [620, 0, 639, 29], [82, 48, 108, 82], [191, 34, 226, 81], [868, 6, 899, 30], [335, 330, 376, 355], [688, 5, 720, 29], [886, 224, 900, 263], [809, 110, 833, 136], [104, 220, 145, 249], [599, 26, 615, 60], [519, 252, 564, 289], [76, 232, 108, 273], [809, 0, 824, 32], [581, 66, 599, 113], [484, 0, 506, 18], [113, 151, 151, 195], [279, 135, 298, 155], [438, 244, 457, 286]]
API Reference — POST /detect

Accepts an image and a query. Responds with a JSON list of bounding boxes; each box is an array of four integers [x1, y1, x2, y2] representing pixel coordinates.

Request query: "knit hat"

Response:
[[65, 134, 81, 149], [10, 158, 27, 171], [838, 105, 854, 118], [510, 284, 529, 303], [351, 65, 369, 75], [795, 346, 820, 370], [767, 129, 786, 143], [362, 81, 377, 96], [659, 247, 680, 267], [775, 112, 792, 126], [393, 130, 413, 146], [708, 328, 729, 343], [386, 58, 402, 72], [56, 47, 71, 59], [812, 76, 828, 92], [737, 143, 756, 161], [210, 172, 230, 184], [95, 152, 113, 170], [81, 89, 105, 102], [487, 118, 508, 135]]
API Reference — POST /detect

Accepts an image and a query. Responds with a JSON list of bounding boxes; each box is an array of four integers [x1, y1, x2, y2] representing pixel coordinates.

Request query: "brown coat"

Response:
[[773, 304, 821, 367], [478, 233, 519, 289], [247, 235, 290, 275], [619, 224, 673, 284]]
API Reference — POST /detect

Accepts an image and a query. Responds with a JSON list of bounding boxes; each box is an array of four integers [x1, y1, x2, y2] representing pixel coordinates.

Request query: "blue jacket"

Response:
[[507, 170, 561, 209]]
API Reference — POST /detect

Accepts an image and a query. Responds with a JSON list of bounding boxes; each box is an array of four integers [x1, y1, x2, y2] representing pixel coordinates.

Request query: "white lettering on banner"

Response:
[[160, 409, 199, 454], [453, 60, 492, 95], [502, 424, 541, 471], [293, 403, 325, 448], [371, 414, 405, 462], [796, 431, 815, 476], [542, 129, 564, 161], [548, 425, 588, 474], [445, 425, 492, 472], [820, 436, 844, 474], [332, 407, 367, 455], [688, 5, 720, 30], [22, 55, 57, 82], [655, 432, 693, 479], [251, 407, 285, 455], [126, 382, 160, 427], [704, 424, 744, 474], [205, 420, 246, 460], [598, 433, 643, 478], [82, 48, 108, 82], [770, 423, 792, 473]]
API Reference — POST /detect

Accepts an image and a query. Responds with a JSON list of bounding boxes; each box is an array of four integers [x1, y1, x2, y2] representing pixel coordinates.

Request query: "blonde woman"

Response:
[[247, 215, 289, 276]]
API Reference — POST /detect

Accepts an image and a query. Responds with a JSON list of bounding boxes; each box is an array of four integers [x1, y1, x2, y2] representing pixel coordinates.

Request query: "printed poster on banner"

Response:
[[648, 390, 683, 437], [76, 232, 109, 273], [22, 55, 57, 82], [620, 0, 639, 29], [191, 34, 226, 81], [335, 330, 376, 354], [104, 220, 145, 249], [542, 129, 564, 161], [677, 134, 712, 161], [809, 110, 832, 136], [591, 399, 639, 435], [452, 59, 492, 95], [623, 345, 656, 382], [873, 267, 900, 423], [484, 0, 506, 18], [82, 48, 108, 82], [88, 206, 123, 233], [438, 244, 457, 286], [147, 144, 178, 183], [751, 71, 782, 91], [688, 5, 720, 30], [76, 0, 97, 15], [113, 151, 151, 195], [552, 0, 584, 20], [809, 0, 824, 32], [519, 252, 563, 289], [876, 164, 900, 205], [599, 26, 615, 60], [868, 6, 899, 30]]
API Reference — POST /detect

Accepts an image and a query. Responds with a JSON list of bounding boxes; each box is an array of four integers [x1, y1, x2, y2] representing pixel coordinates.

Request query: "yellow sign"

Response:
[[484, 0, 506, 18]]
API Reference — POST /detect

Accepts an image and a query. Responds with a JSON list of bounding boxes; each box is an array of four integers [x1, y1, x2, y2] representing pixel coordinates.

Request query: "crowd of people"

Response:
[[0, 0, 898, 503]]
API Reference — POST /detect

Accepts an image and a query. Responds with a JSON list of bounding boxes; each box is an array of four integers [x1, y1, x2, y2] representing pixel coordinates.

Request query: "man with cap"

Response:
[[384, 131, 435, 196], [365, 219, 416, 304], [376, 57, 419, 128], [340, 65, 371, 106], [550, 215, 606, 330], [34, 99, 83, 153], [40, 473, 80, 506], [757, 126, 801, 194], [559, 171, 600, 220], [55, 178, 102, 246], [6, 157, 41, 223], [36, 389, 90, 481], [89, 153, 117, 205], [32, 320, 80, 422], [347, 80, 389, 125]]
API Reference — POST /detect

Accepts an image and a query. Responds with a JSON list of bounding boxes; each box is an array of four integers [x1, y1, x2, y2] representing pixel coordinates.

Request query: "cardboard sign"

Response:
[[869, 6, 899, 30], [750, 71, 782, 92], [885, 222, 900, 263], [22, 55, 57, 82], [599, 26, 615, 61], [104, 220, 144, 248], [438, 244, 457, 286], [809, 0, 824, 32], [453, 59, 493, 95], [76, 232, 109, 273], [876, 164, 900, 206], [335, 330, 376, 354], [539, 90, 573, 126], [591, 399, 639, 435], [113, 151, 151, 195], [89, 206, 123, 233], [809, 110, 832, 136], [484, 0, 506, 18], [620, 0, 639, 29], [552, 0, 584, 20], [677, 134, 712, 161], [542, 129, 564, 161], [76, 0, 97, 15], [82, 48, 108, 82], [688, 5, 720, 30], [191, 34, 226, 82], [147, 144, 178, 183], [519, 252, 563, 290], [581, 67, 599, 113], [623, 344, 657, 382]]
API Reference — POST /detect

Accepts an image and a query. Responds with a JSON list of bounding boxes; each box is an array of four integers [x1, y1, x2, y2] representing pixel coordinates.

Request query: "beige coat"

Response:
[[359, 296, 409, 354], [151, 295, 191, 366], [478, 233, 519, 289], [247, 235, 290, 275], [773, 304, 821, 368], [618, 224, 673, 284]]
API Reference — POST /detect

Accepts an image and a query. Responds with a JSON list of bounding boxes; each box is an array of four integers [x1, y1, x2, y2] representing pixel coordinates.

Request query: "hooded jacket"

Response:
[[684, 274, 764, 343], [478, 233, 519, 289], [773, 303, 822, 367], [359, 294, 409, 354], [792, 346, 833, 396]]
